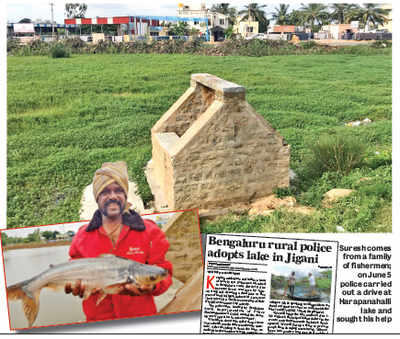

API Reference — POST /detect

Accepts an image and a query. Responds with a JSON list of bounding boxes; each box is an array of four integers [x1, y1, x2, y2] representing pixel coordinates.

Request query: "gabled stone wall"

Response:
[[147, 74, 290, 210]]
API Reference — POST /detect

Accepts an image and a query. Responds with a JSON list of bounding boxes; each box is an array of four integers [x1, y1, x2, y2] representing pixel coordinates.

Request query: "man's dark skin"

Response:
[[65, 182, 155, 298]]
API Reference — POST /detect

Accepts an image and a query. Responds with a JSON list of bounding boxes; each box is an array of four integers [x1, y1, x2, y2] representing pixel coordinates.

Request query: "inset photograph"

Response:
[[270, 267, 332, 303], [2, 209, 203, 330]]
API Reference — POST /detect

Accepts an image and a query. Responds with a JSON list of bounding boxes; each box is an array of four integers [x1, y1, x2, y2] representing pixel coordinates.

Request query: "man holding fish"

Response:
[[65, 161, 173, 321]]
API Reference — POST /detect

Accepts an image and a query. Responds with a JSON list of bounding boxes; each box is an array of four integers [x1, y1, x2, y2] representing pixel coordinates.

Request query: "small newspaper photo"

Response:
[[201, 234, 338, 334]]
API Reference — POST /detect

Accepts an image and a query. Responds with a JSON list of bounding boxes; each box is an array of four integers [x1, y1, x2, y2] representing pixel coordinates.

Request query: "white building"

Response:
[[177, 2, 229, 34]]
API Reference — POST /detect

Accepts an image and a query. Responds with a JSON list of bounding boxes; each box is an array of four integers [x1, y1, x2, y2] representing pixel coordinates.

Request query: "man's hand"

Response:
[[65, 280, 155, 298], [65, 280, 101, 298], [120, 283, 156, 296]]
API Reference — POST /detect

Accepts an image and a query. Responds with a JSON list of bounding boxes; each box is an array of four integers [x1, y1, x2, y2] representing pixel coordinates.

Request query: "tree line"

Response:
[[16, 3, 391, 36], [1, 230, 75, 245], [211, 3, 391, 33]]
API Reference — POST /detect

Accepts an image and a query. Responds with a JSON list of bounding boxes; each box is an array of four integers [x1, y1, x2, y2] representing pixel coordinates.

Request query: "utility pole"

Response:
[[50, 2, 54, 39]]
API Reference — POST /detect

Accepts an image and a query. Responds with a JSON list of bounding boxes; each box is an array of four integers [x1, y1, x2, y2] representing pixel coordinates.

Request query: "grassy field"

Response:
[[7, 53, 391, 232]]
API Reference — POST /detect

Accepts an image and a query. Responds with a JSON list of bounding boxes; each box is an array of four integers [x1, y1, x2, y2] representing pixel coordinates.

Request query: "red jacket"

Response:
[[69, 219, 173, 321]]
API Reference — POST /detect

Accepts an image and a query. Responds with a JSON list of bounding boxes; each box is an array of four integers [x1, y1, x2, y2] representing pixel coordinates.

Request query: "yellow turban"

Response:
[[93, 161, 129, 206]]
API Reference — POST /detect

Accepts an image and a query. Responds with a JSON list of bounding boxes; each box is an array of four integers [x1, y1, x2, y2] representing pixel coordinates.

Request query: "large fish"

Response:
[[6, 254, 168, 327]]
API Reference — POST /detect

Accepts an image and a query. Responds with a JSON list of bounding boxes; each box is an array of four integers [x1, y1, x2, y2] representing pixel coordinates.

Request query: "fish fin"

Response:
[[7, 283, 40, 327], [95, 291, 107, 306], [6, 282, 27, 301], [22, 290, 40, 327]]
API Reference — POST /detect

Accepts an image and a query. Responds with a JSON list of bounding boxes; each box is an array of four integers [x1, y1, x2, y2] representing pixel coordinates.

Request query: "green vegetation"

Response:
[[7, 37, 392, 58], [7, 53, 391, 232], [50, 43, 70, 59], [306, 134, 366, 177], [1, 229, 41, 244]]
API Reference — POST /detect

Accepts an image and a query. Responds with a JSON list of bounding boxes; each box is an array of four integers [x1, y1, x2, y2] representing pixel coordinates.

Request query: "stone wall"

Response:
[[148, 73, 290, 210], [158, 267, 203, 314], [152, 80, 215, 138], [162, 210, 203, 283]]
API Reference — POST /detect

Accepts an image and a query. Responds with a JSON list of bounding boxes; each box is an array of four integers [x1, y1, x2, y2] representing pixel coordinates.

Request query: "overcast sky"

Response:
[[5, 0, 305, 24]]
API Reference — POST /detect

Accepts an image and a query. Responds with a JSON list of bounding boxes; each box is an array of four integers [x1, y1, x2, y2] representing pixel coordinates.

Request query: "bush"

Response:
[[63, 37, 86, 51], [299, 40, 318, 49], [50, 43, 70, 58], [307, 134, 366, 177], [7, 37, 391, 57], [371, 40, 392, 48], [7, 39, 20, 53]]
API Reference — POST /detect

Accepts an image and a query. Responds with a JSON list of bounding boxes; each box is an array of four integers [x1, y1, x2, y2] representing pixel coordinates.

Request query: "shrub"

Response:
[[63, 37, 86, 51], [371, 40, 392, 48], [273, 186, 297, 198], [7, 39, 20, 53], [306, 134, 366, 177], [299, 40, 318, 49], [50, 43, 70, 58]]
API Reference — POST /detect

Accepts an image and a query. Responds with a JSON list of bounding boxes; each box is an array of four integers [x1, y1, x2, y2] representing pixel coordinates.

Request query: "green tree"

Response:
[[299, 3, 329, 32], [239, 3, 270, 33], [1, 233, 9, 245], [355, 3, 391, 29], [65, 3, 88, 19], [26, 229, 41, 243], [329, 3, 361, 24], [271, 4, 291, 25], [224, 25, 235, 39], [18, 18, 32, 23], [287, 10, 306, 26], [211, 3, 237, 26], [169, 22, 189, 36], [41, 231, 54, 241]]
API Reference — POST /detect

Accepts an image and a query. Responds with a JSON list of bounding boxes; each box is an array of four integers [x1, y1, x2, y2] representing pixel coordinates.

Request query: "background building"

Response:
[[177, 2, 228, 39], [233, 14, 259, 38]]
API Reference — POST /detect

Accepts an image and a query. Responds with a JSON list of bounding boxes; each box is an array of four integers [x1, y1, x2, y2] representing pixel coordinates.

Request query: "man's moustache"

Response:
[[104, 199, 123, 209], [101, 199, 124, 217]]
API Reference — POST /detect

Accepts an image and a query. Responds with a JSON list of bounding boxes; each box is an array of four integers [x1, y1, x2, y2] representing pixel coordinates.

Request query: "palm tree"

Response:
[[330, 3, 361, 24], [211, 3, 237, 26], [271, 4, 291, 25], [239, 3, 270, 33], [355, 3, 391, 30], [299, 3, 329, 32], [287, 10, 306, 26]]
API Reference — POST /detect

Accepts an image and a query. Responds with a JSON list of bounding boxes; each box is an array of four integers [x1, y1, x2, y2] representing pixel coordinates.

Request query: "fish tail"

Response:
[[7, 282, 40, 327]]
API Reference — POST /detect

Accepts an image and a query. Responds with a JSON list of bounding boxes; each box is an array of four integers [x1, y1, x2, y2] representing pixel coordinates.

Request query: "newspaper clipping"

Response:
[[201, 234, 338, 334]]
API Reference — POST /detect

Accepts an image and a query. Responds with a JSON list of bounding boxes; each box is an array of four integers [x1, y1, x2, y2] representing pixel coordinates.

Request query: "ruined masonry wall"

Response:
[[158, 84, 214, 137], [148, 73, 290, 211], [172, 100, 290, 209], [163, 210, 203, 283]]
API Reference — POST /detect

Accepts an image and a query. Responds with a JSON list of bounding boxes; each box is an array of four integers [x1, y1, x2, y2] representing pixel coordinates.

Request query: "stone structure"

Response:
[[162, 210, 203, 283], [146, 73, 290, 211], [159, 267, 203, 314]]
